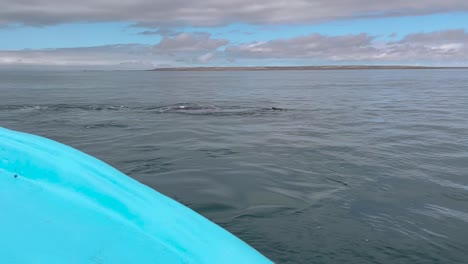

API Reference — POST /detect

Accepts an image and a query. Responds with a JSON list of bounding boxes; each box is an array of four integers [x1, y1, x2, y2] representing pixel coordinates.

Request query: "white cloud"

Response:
[[196, 52, 215, 63]]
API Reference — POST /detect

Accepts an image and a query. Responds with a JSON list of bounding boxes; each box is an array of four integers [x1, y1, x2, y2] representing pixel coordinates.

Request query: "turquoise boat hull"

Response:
[[0, 127, 272, 264]]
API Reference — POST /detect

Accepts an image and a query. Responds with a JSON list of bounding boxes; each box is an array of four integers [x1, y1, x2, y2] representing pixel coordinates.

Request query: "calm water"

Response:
[[1, 70, 468, 263]]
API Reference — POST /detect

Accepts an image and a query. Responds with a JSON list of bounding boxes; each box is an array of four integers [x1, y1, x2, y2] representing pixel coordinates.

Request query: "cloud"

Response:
[[226, 29, 468, 62], [378, 30, 468, 61], [1, 0, 468, 27], [395, 29, 468, 45], [226, 33, 377, 60], [0, 44, 157, 70], [0, 32, 229, 69], [1, 29, 467, 69], [138, 28, 177, 36], [196, 52, 215, 63], [154, 33, 228, 52]]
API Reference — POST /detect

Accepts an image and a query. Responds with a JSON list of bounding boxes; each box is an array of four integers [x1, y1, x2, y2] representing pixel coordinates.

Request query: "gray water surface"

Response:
[[1, 70, 468, 263]]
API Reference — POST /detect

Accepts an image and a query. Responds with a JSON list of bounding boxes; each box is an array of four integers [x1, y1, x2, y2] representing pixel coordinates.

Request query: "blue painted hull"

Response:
[[0, 127, 272, 263]]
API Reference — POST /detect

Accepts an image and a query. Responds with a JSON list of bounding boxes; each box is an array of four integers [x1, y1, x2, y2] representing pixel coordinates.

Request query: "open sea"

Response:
[[1, 69, 467, 263]]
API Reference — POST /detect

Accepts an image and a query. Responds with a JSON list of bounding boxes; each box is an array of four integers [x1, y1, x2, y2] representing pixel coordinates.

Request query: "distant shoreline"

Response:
[[150, 66, 468, 71]]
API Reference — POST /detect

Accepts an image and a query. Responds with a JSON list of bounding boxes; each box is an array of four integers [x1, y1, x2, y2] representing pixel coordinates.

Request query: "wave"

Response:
[[0, 104, 129, 112]]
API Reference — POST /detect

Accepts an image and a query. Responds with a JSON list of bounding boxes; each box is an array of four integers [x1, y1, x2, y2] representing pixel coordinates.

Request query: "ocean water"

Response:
[[1, 69, 467, 263]]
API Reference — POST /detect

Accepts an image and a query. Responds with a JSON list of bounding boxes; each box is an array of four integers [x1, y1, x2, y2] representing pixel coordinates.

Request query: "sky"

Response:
[[1, 0, 468, 69]]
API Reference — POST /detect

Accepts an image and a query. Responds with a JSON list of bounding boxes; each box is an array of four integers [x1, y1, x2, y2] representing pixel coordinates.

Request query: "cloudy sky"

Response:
[[1, 0, 468, 69]]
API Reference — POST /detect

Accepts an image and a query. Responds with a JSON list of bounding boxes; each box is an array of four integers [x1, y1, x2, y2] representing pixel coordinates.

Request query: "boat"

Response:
[[0, 127, 272, 263]]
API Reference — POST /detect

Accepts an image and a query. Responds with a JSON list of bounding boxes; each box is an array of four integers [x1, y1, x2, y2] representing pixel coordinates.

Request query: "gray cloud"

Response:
[[154, 33, 228, 52], [0, 32, 228, 69], [138, 28, 177, 36], [1, 30, 467, 69], [226, 29, 468, 62], [1, 0, 468, 27], [395, 29, 468, 45], [379, 30, 468, 61], [0, 44, 156, 69], [226, 33, 377, 60]]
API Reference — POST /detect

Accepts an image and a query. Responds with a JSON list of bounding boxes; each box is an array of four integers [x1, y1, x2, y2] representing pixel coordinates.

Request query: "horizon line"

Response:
[[149, 65, 468, 71]]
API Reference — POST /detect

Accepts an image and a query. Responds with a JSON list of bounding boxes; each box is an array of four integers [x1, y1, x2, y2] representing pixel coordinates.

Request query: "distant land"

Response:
[[151, 66, 468, 71]]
